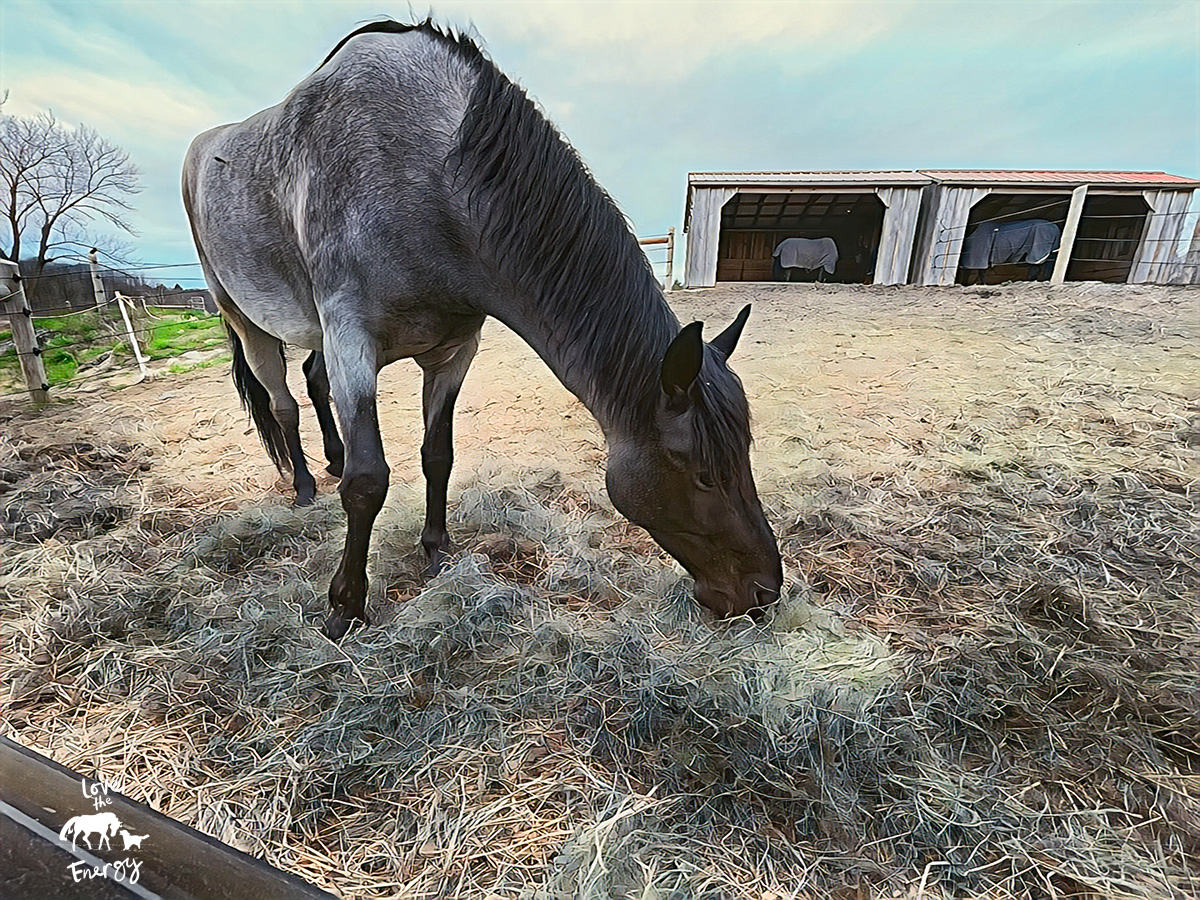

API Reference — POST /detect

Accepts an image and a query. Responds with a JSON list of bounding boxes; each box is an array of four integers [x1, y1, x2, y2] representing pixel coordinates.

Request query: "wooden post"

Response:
[[86, 246, 121, 337], [0, 257, 50, 405], [1051, 185, 1088, 284], [639, 233, 675, 291], [664, 227, 675, 290], [87, 247, 107, 309]]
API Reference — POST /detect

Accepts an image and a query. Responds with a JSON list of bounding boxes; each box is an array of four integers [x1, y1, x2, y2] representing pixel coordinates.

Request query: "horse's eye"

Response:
[[695, 471, 716, 491], [666, 450, 689, 468]]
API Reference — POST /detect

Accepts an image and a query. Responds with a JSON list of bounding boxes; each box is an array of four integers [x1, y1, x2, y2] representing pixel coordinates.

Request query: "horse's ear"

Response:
[[661, 321, 703, 402], [710, 304, 750, 358]]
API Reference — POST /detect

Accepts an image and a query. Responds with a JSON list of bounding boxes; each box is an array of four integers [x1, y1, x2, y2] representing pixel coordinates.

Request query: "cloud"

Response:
[[6, 70, 223, 143], [449, 0, 904, 83], [2, 0, 1195, 271]]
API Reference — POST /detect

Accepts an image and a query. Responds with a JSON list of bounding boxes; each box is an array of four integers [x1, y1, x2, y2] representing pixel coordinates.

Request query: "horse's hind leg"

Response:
[[228, 320, 318, 506], [321, 328, 389, 640], [302, 351, 345, 477], [416, 332, 481, 577]]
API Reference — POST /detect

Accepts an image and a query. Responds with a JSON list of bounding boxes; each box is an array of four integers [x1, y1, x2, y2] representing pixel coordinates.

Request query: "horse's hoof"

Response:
[[326, 460, 344, 478], [295, 489, 316, 508], [322, 611, 366, 642], [423, 548, 449, 579]]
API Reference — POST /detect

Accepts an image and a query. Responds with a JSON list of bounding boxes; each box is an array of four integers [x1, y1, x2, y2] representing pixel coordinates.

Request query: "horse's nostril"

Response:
[[755, 587, 778, 606]]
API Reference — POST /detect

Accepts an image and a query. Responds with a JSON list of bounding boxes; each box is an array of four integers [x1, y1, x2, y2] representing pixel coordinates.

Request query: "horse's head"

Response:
[[606, 305, 783, 617]]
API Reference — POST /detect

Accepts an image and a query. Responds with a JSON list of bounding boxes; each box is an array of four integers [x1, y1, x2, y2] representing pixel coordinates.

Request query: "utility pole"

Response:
[[0, 257, 50, 405]]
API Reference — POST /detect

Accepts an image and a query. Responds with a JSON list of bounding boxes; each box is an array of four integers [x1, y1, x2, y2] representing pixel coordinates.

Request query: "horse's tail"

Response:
[[226, 324, 290, 474]]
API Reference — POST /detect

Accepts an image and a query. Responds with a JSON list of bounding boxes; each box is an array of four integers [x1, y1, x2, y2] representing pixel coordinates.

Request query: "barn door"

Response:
[[685, 188, 737, 287], [1130, 190, 1193, 284], [875, 187, 922, 285]]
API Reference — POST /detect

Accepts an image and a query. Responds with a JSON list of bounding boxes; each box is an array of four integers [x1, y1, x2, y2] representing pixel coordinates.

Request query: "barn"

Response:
[[684, 170, 1200, 287], [683, 171, 930, 287]]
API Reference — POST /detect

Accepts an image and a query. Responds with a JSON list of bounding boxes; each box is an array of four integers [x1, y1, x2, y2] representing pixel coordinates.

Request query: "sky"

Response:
[[1, 0, 1197, 286]]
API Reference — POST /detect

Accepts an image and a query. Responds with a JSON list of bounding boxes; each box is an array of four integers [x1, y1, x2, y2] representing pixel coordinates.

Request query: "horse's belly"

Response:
[[249, 304, 324, 349], [217, 267, 324, 350]]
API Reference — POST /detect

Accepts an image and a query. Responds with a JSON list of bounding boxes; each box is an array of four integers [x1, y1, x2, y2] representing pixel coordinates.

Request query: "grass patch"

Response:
[[144, 311, 225, 360], [166, 354, 229, 375]]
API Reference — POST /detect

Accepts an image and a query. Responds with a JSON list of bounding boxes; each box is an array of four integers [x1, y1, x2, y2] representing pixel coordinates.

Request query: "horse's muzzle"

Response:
[[695, 569, 782, 619]]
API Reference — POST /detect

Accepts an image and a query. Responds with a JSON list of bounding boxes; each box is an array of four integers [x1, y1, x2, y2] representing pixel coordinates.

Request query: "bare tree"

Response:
[[0, 102, 141, 289]]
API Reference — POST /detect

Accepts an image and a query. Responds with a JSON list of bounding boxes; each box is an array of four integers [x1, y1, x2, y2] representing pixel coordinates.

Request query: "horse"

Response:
[[59, 812, 122, 851], [772, 237, 839, 283], [960, 218, 1061, 285], [183, 20, 783, 640]]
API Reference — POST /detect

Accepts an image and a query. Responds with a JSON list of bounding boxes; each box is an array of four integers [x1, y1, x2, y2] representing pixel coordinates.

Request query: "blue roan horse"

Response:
[[183, 21, 782, 639]]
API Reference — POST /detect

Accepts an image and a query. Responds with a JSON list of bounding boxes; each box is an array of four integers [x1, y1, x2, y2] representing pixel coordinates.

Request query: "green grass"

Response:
[[1, 313, 115, 387], [166, 355, 228, 375], [144, 310, 226, 360]]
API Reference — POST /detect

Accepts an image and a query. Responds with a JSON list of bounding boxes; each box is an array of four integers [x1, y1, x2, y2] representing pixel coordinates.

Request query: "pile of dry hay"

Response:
[[1, 433, 1197, 899]]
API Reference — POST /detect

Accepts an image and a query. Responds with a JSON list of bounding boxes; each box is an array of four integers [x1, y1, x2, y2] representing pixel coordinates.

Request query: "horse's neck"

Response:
[[497, 283, 678, 441]]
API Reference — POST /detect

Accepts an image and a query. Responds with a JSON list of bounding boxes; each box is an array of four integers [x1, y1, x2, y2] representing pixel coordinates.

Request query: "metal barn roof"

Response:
[[919, 170, 1200, 187], [688, 170, 1200, 188], [689, 171, 932, 185]]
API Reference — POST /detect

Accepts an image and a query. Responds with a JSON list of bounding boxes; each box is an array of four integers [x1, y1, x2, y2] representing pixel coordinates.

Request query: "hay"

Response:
[[2, 428, 1196, 900]]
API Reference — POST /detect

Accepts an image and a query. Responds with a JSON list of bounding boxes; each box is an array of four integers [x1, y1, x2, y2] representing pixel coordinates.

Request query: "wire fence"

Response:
[[1, 256, 225, 402], [637, 228, 676, 288], [3, 227, 675, 402], [928, 203, 1199, 276]]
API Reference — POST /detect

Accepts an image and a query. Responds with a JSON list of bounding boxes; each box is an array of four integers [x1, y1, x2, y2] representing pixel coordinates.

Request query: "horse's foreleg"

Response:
[[302, 351, 345, 477], [416, 333, 480, 578], [322, 335, 388, 641]]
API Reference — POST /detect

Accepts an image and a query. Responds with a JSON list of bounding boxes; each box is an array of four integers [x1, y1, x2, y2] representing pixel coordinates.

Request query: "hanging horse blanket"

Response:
[[961, 219, 1061, 270], [773, 237, 839, 275]]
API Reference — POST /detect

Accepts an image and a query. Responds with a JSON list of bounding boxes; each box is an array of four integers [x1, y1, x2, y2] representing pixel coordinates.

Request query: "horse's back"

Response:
[[184, 28, 483, 350]]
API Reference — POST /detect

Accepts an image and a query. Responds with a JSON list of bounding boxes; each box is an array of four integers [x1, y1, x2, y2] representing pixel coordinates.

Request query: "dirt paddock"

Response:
[[2, 281, 1198, 899]]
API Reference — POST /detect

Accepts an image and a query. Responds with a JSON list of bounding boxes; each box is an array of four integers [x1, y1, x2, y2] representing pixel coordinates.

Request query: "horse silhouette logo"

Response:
[[119, 829, 148, 850], [59, 811, 123, 851]]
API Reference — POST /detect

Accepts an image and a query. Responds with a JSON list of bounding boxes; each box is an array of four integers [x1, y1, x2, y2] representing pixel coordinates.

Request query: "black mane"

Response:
[[324, 20, 751, 477], [452, 51, 674, 425]]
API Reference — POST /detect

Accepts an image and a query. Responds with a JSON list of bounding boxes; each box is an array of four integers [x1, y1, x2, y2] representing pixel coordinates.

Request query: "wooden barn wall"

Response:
[[685, 187, 737, 287], [1184, 216, 1200, 285], [874, 187, 923, 285], [913, 187, 991, 285], [717, 231, 783, 282], [1129, 189, 1194, 284]]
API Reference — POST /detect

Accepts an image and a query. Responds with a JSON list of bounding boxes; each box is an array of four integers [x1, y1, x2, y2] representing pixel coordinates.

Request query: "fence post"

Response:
[[114, 292, 150, 380], [665, 227, 675, 291], [0, 257, 50, 405], [87, 247, 107, 311], [1050, 185, 1088, 285]]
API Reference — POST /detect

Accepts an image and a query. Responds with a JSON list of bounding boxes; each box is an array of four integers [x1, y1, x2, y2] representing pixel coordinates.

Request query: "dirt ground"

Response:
[[2, 280, 1198, 899], [5, 280, 1197, 511]]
